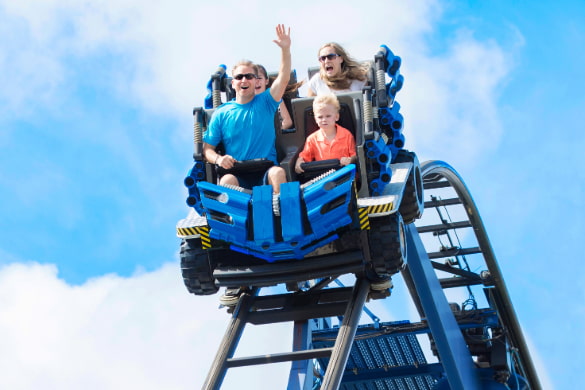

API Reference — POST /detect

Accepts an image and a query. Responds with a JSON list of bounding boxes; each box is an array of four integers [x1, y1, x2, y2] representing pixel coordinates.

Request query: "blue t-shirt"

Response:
[[204, 89, 280, 164]]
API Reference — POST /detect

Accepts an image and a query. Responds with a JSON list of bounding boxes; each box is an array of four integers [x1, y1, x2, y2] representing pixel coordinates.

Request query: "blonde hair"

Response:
[[313, 93, 340, 112], [318, 42, 368, 90], [231, 60, 258, 76]]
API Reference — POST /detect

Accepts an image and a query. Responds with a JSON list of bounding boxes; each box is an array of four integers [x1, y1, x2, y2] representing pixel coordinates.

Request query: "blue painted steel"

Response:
[[280, 181, 303, 241], [303, 166, 355, 238], [405, 223, 481, 390], [196, 165, 356, 262], [378, 105, 401, 130], [184, 160, 207, 215], [197, 181, 251, 244], [364, 136, 393, 195], [388, 74, 404, 99], [252, 185, 274, 243], [380, 45, 401, 77], [287, 320, 315, 390], [434, 369, 525, 390], [313, 320, 437, 389], [204, 64, 227, 109], [374, 44, 407, 167], [379, 102, 405, 159]]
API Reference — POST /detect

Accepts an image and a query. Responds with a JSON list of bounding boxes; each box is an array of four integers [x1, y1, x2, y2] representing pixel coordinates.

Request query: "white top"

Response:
[[308, 73, 367, 95]]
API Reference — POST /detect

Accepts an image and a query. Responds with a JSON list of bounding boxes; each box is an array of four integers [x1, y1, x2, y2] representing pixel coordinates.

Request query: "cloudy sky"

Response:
[[1, 0, 583, 389]]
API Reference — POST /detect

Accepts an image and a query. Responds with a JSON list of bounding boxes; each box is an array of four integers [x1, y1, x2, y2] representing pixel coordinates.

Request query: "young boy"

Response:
[[295, 93, 357, 173]]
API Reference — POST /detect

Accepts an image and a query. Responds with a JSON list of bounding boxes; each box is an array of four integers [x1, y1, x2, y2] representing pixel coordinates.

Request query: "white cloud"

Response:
[[401, 30, 511, 166], [0, 261, 297, 389], [0, 262, 426, 389], [0, 257, 556, 389]]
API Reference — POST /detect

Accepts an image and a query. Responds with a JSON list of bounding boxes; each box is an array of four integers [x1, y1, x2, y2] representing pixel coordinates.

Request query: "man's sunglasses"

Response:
[[233, 73, 257, 80], [318, 53, 340, 62]]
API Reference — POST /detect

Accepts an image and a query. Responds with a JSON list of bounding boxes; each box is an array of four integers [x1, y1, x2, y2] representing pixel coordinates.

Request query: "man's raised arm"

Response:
[[269, 24, 291, 103]]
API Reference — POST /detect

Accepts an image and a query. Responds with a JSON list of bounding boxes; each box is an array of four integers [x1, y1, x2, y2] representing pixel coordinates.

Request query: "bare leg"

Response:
[[219, 174, 239, 187], [266, 166, 286, 194]]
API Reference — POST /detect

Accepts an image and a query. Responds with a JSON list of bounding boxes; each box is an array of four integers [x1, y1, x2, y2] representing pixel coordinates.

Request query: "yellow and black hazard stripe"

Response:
[[176, 225, 212, 249], [176, 225, 209, 240], [364, 202, 394, 215], [199, 227, 211, 249], [358, 202, 395, 230], [358, 207, 370, 230]]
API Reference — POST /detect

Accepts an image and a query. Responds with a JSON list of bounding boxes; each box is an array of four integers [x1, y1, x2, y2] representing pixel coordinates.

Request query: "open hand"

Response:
[[273, 24, 291, 49]]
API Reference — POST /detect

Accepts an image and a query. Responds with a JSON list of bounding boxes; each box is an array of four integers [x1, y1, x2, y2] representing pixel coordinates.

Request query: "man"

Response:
[[202, 24, 291, 195]]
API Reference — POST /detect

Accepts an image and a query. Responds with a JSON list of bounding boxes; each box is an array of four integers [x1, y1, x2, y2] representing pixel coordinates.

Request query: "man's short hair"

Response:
[[232, 60, 258, 76]]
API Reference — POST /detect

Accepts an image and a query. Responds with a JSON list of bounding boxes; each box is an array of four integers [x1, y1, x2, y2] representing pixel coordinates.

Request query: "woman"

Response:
[[307, 42, 368, 96], [256, 64, 294, 130]]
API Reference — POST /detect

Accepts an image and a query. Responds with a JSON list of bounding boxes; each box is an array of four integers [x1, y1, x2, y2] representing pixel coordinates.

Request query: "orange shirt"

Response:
[[299, 125, 356, 162]]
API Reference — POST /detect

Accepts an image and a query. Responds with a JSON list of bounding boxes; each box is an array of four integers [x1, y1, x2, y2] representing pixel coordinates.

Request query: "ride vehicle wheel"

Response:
[[180, 238, 218, 295], [395, 150, 424, 224], [367, 212, 407, 277]]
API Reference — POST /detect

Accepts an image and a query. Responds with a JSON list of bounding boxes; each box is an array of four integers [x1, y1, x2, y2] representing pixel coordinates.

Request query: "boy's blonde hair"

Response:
[[313, 93, 340, 112]]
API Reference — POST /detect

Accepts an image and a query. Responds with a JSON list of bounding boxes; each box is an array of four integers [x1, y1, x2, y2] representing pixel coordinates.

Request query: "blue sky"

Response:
[[1, 0, 583, 388]]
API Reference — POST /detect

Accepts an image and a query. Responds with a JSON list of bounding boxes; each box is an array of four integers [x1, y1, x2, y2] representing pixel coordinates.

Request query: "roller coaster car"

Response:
[[176, 45, 424, 296]]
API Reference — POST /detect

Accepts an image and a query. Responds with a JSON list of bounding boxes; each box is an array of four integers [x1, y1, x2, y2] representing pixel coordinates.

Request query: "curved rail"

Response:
[[418, 160, 541, 390]]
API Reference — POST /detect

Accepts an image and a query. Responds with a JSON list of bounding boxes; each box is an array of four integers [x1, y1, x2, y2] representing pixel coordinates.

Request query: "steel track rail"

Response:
[[418, 160, 542, 390]]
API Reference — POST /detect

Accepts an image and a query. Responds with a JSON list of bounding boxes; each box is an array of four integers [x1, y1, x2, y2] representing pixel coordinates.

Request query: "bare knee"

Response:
[[267, 167, 286, 193], [219, 174, 238, 187]]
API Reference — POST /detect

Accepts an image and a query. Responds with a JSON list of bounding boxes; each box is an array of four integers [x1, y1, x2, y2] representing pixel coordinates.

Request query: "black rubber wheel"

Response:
[[367, 213, 407, 277], [395, 150, 424, 224], [180, 238, 218, 295]]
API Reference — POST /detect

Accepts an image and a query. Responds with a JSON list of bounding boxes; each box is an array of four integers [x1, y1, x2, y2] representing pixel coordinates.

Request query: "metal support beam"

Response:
[[320, 278, 370, 390], [287, 320, 316, 390], [202, 293, 254, 390], [405, 223, 481, 390], [227, 347, 332, 368]]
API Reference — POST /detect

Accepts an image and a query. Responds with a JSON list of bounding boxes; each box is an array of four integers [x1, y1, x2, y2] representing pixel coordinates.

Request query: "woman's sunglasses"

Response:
[[318, 53, 340, 62], [233, 73, 257, 80]]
